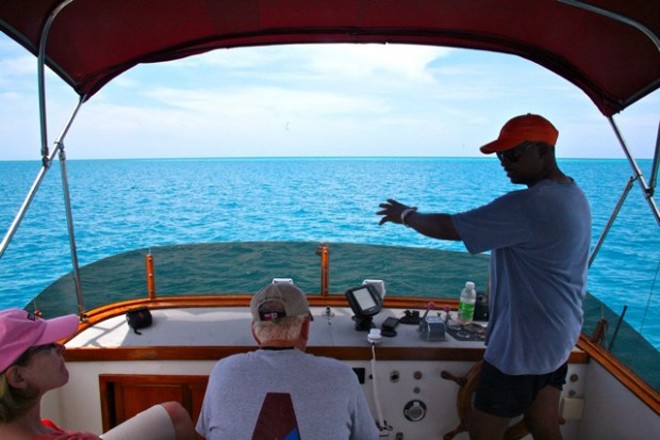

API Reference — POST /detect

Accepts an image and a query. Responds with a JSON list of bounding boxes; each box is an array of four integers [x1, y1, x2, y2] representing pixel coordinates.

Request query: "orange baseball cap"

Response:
[[480, 114, 558, 154]]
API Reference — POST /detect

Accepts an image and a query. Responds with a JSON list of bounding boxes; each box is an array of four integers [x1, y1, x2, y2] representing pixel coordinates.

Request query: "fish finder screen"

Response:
[[345, 284, 381, 330], [354, 287, 377, 310]]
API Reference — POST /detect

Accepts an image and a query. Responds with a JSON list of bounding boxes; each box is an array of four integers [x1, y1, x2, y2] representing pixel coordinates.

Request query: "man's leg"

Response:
[[468, 407, 510, 440], [470, 360, 518, 440], [524, 385, 563, 440]]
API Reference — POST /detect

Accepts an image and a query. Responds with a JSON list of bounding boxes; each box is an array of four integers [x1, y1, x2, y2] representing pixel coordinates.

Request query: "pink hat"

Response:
[[480, 114, 559, 154], [0, 308, 79, 372]]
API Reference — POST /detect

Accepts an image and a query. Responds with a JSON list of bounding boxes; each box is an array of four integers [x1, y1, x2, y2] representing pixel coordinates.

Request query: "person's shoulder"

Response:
[[534, 178, 587, 200], [212, 351, 255, 369], [301, 351, 344, 364]]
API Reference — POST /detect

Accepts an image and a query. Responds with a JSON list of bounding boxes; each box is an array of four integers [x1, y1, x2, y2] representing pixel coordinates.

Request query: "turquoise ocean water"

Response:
[[0, 158, 658, 350]]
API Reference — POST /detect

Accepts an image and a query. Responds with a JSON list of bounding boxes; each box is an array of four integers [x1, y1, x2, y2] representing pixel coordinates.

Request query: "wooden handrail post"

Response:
[[146, 251, 156, 300], [316, 243, 329, 296]]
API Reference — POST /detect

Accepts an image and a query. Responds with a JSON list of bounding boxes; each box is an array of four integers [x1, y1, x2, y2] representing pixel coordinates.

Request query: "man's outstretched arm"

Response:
[[377, 198, 461, 241]]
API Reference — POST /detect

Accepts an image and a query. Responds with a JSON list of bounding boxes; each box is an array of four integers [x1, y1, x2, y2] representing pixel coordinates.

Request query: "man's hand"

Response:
[[377, 198, 410, 226], [377, 199, 461, 241]]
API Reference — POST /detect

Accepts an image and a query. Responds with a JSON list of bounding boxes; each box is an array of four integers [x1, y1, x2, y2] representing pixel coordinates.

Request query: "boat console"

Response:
[[57, 305, 588, 439]]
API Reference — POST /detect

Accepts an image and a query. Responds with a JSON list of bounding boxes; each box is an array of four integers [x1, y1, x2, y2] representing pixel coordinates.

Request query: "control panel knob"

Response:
[[403, 399, 427, 422]]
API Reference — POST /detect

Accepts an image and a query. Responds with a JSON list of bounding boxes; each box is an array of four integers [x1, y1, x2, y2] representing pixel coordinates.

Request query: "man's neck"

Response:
[[528, 164, 571, 187], [259, 337, 307, 351]]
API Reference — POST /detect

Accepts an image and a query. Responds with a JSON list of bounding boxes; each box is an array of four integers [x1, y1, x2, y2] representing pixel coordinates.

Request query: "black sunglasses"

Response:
[[12, 342, 58, 366], [496, 142, 537, 163]]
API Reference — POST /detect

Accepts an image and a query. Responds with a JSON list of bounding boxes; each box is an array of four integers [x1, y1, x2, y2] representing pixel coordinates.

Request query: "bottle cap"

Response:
[[465, 281, 475, 289]]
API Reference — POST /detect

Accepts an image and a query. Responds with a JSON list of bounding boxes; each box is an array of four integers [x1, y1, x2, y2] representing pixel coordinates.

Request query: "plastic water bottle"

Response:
[[458, 281, 477, 323]]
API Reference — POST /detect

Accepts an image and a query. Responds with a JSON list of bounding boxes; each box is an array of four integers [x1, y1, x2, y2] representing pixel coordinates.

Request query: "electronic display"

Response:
[[345, 284, 382, 330], [354, 287, 377, 311]]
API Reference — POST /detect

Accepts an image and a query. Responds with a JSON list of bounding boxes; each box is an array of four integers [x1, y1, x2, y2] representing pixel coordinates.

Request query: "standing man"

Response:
[[377, 114, 591, 440], [196, 282, 379, 440]]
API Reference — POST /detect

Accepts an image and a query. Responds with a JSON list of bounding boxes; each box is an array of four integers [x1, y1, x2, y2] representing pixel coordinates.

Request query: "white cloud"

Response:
[[304, 44, 451, 82], [143, 86, 387, 116], [1, 38, 658, 160], [0, 54, 35, 76]]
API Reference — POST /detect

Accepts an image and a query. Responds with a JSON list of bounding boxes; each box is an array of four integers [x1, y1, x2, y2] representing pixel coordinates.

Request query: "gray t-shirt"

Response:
[[196, 348, 379, 440], [452, 179, 591, 375]]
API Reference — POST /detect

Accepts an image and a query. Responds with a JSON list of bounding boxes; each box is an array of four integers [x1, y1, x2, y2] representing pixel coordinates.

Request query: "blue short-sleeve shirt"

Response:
[[452, 179, 591, 375]]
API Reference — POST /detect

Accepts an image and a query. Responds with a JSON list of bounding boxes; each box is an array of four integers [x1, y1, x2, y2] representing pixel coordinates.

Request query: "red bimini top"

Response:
[[0, 0, 658, 115]]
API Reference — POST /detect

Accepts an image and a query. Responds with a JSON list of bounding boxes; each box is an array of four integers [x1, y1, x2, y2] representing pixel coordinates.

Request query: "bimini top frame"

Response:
[[0, 0, 658, 315]]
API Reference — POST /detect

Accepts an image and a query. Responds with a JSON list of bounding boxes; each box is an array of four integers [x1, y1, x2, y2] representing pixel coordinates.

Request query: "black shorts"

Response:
[[473, 360, 568, 418]]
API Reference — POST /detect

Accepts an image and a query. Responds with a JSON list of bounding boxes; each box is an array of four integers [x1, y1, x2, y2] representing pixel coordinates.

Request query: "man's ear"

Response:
[[300, 317, 310, 341], [5, 365, 28, 389], [251, 321, 262, 345]]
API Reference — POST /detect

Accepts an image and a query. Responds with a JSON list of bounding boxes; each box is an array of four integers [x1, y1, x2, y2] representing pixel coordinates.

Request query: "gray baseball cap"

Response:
[[250, 282, 310, 322]]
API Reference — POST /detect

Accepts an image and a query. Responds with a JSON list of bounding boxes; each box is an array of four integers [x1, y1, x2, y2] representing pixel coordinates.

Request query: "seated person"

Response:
[[0, 308, 196, 440], [196, 282, 379, 440]]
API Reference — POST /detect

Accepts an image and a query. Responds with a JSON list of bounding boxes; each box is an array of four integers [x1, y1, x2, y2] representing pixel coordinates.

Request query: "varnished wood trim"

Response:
[[100, 373, 210, 384], [577, 335, 659, 415], [66, 346, 256, 362], [64, 345, 486, 362], [73, 294, 458, 333], [64, 345, 587, 364]]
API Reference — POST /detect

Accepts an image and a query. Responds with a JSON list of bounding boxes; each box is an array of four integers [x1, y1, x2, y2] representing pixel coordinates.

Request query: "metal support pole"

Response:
[[648, 121, 659, 198], [608, 306, 628, 351], [588, 177, 635, 267], [0, 98, 84, 253], [0, 147, 56, 258], [38, 0, 75, 164], [58, 146, 85, 315], [607, 116, 660, 225], [557, 0, 659, 50], [589, 117, 660, 266], [1, 0, 87, 318]]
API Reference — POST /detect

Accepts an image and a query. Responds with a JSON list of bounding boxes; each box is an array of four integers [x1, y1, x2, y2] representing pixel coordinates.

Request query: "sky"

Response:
[[0, 33, 658, 161]]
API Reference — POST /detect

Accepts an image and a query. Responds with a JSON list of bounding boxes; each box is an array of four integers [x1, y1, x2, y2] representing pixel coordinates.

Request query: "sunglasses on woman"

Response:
[[12, 342, 59, 366]]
